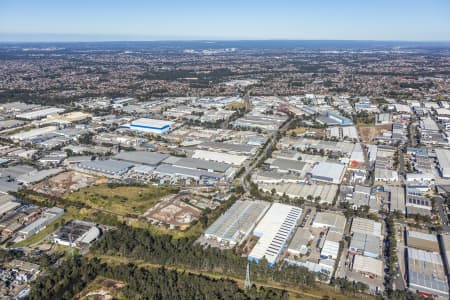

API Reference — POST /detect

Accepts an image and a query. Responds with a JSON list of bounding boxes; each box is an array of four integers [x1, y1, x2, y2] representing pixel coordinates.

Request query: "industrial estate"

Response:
[[0, 40, 449, 300]]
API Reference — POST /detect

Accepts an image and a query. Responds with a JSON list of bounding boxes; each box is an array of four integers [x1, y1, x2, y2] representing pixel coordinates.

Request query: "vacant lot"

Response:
[[287, 127, 324, 137], [65, 184, 178, 216], [358, 124, 392, 142], [33, 171, 103, 197]]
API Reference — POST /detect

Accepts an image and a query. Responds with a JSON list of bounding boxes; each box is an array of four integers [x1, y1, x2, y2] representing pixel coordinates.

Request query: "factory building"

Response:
[[349, 232, 381, 258], [435, 148, 450, 179], [114, 151, 169, 167], [77, 159, 133, 178], [122, 118, 175, 134], [17, 207, 64, 240], [309, 162, 345, 184], [406, 231, 440, 253], [52, 220, 101, 248], [350, 217, 382, 238], [16, 107, 65, 120], [192, 149, 248, 166], [407, 247, 449, 298], [203, 200, 270, 248], [248, 203, 302, 266], [312, 212, 346, 233], [352, 255, 383, 278]]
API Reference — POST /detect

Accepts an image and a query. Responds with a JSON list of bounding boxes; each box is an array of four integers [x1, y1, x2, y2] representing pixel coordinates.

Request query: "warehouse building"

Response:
[[406, 231, 440, 252], [168, 156, 233, 175], [312, 212, 346, 233], [259, 183, 338, 204], [0, 195, 21, 216], [17, 207, 64, 240], [440, 234, 450, 279], [435, 148, 450, 179], [154, 164, 224, 181], [9, 126, 58, 141], [407, 247, 449, 298], [197, 142, 258, 156], [77, 159, 133, 178], [52, 220, 101, 248], [349, 232, 381, 258], [352, 255, 383, 278], [248, 203, 302, 266], [122, 118, 175, 134], [114, 151, 169, 167], [287, 228, 314, 256], [351, 217, 382, 238], [203, 200, 270, 248], [310, 162, 345, 184], [16, 107, 65, 120], [192, 149, 248, 166], [265, 158, 307, 175]]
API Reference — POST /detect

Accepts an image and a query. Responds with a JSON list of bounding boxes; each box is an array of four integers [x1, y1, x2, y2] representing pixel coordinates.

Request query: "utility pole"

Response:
[[245, 263, 251, 289]]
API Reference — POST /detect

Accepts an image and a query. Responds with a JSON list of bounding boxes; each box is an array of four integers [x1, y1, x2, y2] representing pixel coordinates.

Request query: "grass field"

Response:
[[65, 184, 178, 216], [226, 101, 245, 110], [287, 127, 324, 137]]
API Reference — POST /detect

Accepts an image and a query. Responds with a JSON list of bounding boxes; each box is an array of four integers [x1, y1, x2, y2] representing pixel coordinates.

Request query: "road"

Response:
[[434, 195, 450, 232], [240, 116, 295, 195]]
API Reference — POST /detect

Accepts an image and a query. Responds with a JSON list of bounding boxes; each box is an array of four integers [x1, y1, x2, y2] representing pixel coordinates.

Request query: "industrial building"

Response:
[[77, 159, 133, 178], [310, 162, 345, 184], [312, 212, 346, 233], [350, 217, 382, 238], [407, 247, 449, 298], [154, 164, 224, 181], [248, 203, 302, 266], [17, 207, 64, 240], [192, 149, 248, 166], [9, 126, 58, 141], [122, 118, 175, 134], [287, 228, 314, 256], [352, 255, 383, 278], [52, 220, 101, 248], [435, 148, 450, 179], [406, 231, 440, 252], [259, 183, 338, 204], [16, 107, 65, 120], [114, 151, 169, 167], [349, 232, 381, 258], [203, 200, 270, 248]]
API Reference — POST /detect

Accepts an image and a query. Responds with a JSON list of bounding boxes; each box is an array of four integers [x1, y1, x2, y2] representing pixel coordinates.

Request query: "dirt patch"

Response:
[[358, 124, 392, 142], [75, 277, 125, 300], [32, 171, 101, 197]]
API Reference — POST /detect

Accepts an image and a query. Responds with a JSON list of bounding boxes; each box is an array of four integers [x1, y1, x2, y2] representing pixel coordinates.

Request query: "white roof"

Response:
[[16, 107, 65, 119], [321, 240, 340, 259], [131, 118, 174, 128], [353, 255, 383, 277], [10, 126, 58, 140], [310, 162, 345, 183], [192, 149, 248, 166], [351, 217, 382, 237], [249, 203, 302, 265], [312, 212, 346, 232], [436, 148, 450, 171]]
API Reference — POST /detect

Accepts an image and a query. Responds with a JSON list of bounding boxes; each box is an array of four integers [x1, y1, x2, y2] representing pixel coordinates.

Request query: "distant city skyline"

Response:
[[1, 0, 450, 42]]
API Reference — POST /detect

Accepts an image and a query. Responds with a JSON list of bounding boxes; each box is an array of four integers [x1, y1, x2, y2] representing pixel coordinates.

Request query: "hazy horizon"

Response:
[[1, 0, 450, 42]]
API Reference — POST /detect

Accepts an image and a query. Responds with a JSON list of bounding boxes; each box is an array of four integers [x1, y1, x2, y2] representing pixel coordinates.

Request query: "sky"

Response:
[[0, 0, 449, 42]]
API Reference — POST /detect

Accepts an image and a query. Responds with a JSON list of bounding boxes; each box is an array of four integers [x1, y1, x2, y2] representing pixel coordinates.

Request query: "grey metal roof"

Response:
[[198, 142, 257, 154], [172, 157, 231, 173], [154, 164, 223, 180], [78, 159, 133, 176], [114, 151, 169, 166]]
